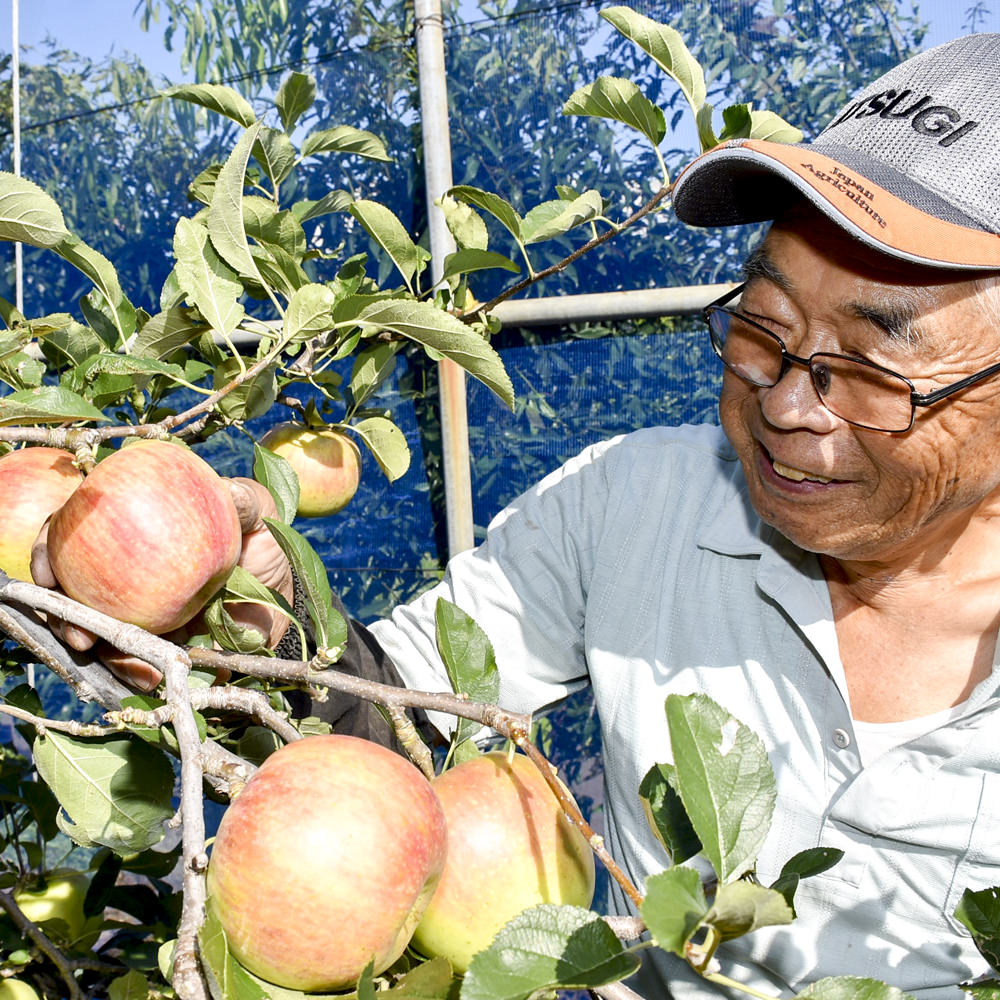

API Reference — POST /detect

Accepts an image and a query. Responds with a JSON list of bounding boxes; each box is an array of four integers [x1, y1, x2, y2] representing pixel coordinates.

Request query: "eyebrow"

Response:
[[740, 244, 925, 346]]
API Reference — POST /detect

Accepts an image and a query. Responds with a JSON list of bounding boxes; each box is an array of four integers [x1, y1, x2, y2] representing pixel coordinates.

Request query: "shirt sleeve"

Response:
[[368, 435, 620, 736]]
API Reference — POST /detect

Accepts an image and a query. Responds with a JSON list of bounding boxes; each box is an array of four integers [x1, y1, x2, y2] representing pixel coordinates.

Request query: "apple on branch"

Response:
[[411, 749, 596, 972], [43, 438, 242, 635], [206, 734, 447, 992], [0, 446, 84, 583], [259, 421, 361, 518]]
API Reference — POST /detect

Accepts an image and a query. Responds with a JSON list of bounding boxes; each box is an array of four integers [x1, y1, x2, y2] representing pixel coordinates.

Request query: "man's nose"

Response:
[[757, 357, 839, 432]]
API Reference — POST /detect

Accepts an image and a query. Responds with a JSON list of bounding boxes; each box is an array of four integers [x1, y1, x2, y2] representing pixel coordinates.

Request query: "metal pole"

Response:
[[414, 0, 475, 557], [12, 0, 22, 313]]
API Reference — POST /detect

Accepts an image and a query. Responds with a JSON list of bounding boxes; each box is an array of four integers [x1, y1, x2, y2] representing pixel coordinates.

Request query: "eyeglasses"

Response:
[[703, 283, 1000, 433]]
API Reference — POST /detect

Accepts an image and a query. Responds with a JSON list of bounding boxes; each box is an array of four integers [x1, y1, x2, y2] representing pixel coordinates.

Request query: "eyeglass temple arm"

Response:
[[912, 359, 1000, 407]]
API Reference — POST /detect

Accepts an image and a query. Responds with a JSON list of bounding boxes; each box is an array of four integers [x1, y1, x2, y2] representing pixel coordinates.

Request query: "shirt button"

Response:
[[832, 728, 851, 749]]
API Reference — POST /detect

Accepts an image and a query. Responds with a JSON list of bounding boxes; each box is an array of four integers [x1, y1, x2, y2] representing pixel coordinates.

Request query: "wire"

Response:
[[0, 0, 601, 139]]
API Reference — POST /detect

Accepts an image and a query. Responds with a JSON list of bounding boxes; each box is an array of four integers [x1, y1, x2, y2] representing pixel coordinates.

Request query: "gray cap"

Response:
[[672, 33, 1000, 270]]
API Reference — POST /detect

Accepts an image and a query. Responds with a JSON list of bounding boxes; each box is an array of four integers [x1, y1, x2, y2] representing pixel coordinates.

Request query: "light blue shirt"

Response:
[[371, 424, 1000, 999]]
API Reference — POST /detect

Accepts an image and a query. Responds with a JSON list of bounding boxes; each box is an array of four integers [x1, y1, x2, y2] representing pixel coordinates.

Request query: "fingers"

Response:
[[29, 520, 57, 588], [228, 477, 277, 532], [95, 641, 164, 693]]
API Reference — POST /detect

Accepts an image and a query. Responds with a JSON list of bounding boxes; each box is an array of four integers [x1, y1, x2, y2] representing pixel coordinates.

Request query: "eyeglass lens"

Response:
[[707, 309, 914, 432]]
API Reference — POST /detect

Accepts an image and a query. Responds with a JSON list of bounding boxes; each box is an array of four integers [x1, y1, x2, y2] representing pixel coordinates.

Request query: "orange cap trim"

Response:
[[735, 140, 1000, 269]]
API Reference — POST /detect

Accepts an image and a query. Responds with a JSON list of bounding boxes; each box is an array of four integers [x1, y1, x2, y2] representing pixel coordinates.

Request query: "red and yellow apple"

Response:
[[411, 750, 596, 972], [206, 734, 448, 992], [46, 439, 242, 634], [259, 422, 361, 517], [0, 447, 83, 582]]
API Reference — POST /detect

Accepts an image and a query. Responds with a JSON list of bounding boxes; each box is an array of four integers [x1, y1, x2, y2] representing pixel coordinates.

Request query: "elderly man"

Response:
[[356, 30, 1000, 1000], [54, 29, 1000, 1000]]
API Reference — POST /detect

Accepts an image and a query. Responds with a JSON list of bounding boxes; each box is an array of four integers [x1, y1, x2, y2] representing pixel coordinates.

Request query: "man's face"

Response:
[[718, 207, 1000, 565]]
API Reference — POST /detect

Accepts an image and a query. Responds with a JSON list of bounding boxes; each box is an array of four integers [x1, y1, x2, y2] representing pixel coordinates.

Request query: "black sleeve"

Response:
[[278, 581, 436, 753]]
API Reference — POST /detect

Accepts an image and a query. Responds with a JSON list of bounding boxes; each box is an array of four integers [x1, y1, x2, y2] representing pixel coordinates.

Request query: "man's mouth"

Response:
[[771, 459, 833, 485]]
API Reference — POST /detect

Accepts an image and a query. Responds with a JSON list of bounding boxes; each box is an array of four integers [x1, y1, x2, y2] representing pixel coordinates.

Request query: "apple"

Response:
[[46, 439, 242, 634], [0, 447, 83, 582], [13, 870, 93, 944], [259, 422, 361, 517], [0, 980, 40, 1000], [411, 750, 596, 973], [206, 733, 448, 991]]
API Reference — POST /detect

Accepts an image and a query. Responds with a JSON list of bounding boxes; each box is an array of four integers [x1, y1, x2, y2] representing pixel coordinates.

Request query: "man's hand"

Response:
[[31, 476, 295, 692]]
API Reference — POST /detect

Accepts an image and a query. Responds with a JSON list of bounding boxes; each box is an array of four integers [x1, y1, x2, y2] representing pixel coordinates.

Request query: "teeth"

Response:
[[773, 460, 832, 484]]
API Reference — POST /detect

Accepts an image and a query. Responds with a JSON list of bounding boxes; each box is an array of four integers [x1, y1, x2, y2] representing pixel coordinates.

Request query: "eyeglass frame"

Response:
[[702, 282, 1000, 433]]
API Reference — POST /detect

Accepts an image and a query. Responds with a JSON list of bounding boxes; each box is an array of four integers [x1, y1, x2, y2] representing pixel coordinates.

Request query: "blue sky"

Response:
[[3, 0, 999, 82]]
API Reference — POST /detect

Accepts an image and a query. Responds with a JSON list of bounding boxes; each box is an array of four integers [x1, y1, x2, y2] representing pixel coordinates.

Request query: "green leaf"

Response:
[[0, 385, 108, 425], [461, 905, 640, 1000], [131, 307, 207, 360], [955, 887, 1000, 970], [599, 6, 707, 112], [638, 761, 701, 866], [292, 190, 354, 224], [213, 359, 277, 421], [796, 977, 918, 1000], [696, 103, 719, 151], [438, 193, 489, 251], [264, 518, 347, 656], [188, 163, 224, 207], [173, 218, 246, 338], [348, 342, 398, 408], [108, 970, 150, 1000], [253, 126, 298, 187], [447, 186, 523, 244], [0, 171, 70, 247], [54, 235, 137, 345], [32, 731, 174, 854], [69, 352, 187, 392], [300, 125, 392, 162], [748, 109, 804, 144], [351, 416, 410, 482], [203, 596, 269, 655], [39, 321, 104, 369], [357, 298, 513, 408], [199, 899, 268, 1000], [563, 77, 665, 147], [705, 880, 793, 941], [275, 71, 317, 133], [382, 957, 453, 998], [253, 443, 300, 525], [521, 190, 604, 244], [223, 565, 296, 619], [243, 199, 307, 257], [208, 122, 267, 286], [665, 692, 776, 884], [162, 83, 257, 128], [770, 847, 843, 911], [349, 200, 430, 290], [442, 249, 520, 281], [640, 866, 708, 957], [285, 283, 335, 342], [435, 598, 500, 751], [719, 103, 753, 141]]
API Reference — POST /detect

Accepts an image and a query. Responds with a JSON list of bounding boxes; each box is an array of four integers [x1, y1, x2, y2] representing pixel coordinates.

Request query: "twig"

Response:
[[0, 599, 132, 707], [385, 703, 435, 780], [0, 703, 114, 738], [190, 687, 301, 745], [186, 647, 647, 909], [0, 890, 84, 1000], [514, 736, 644, 909], [468, 184, 673, 321]]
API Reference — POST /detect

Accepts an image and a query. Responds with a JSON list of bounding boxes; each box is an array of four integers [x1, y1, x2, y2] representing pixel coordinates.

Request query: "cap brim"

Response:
[[672, 139, 1000, 271]]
